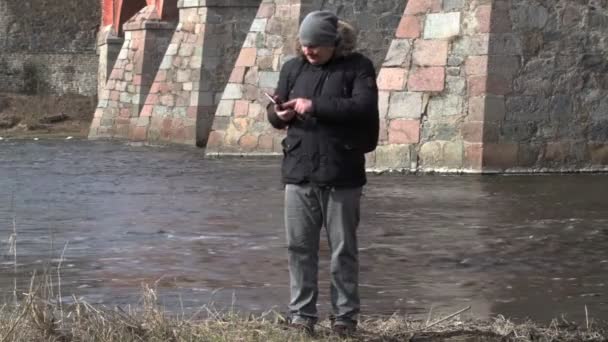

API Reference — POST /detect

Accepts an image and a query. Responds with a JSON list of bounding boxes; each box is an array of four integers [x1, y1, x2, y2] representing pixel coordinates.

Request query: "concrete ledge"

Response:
[[178, 0, 261, 9]]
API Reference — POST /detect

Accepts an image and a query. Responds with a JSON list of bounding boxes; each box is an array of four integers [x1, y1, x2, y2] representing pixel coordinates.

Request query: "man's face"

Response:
[[301, 45, 336, 65]]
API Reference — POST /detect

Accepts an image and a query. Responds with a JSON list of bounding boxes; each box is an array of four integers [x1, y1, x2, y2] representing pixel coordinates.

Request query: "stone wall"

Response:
[[301, 0, 407, 69], [485, 0, 608, 171], [91, 0, 608, 172], [0, 0, 99, 96], [206, 0, 300, 154], [90, 6, 175, 139]]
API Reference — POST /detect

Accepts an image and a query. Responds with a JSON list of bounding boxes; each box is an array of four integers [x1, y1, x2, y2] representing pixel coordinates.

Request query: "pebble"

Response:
[[66, 136, 73, 140]]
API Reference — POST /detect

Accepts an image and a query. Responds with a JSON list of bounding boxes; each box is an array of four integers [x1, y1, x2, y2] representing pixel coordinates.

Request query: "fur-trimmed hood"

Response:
[[295, 20, 357, 59]]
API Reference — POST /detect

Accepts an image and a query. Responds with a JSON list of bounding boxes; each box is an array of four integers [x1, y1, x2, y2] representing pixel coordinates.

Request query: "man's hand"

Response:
[[283, 98, 313, 115], [275, 106, 296, 122]]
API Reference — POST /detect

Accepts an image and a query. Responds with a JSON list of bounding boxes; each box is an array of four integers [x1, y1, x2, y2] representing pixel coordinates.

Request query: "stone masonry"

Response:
[[90, 0, 608, 173], [90, 6, 175, 139], [144, 0, 259, 146], [0, 0, 99, 96], [205, 0, 301, 154]]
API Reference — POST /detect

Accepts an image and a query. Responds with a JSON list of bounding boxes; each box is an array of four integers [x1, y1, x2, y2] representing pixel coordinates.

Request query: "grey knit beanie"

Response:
[[298, 11, 339, 47]]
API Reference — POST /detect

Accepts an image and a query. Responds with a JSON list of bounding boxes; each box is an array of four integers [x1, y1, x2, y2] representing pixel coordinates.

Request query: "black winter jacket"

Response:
[[267, 52, 379, 188]]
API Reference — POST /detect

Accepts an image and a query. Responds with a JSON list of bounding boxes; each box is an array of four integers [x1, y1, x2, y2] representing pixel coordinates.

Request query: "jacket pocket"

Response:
[[318, 140, 365, 184], [281, 135, 301, 153], [281, 136, 305, 181]]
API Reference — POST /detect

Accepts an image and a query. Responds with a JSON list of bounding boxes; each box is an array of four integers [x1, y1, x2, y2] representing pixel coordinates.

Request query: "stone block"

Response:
[[388, 119, 420, 144], [229, 67, 246, 83], [257, 3, 275, 18], [483, 143, 518, 170], [446, 76, 465, 95], [396, 16, 421, 39], [244, 67, 259, 85], [251, 19, 268, 32], [258, 134, 274, 151], [177, 70, 190, 82], [206, 130, 224, 148], [424, 12, 461, 39], [405, 0, 442, 15], [234, 100, 249, 117], [461, 121, 483, 143], [413, 40, 449, 66], [589, 144, 608, 165], [374, 144, 412, 170], [248, 103, 265, 120], [443, 0, 465, 11], [442, 141, 464, 168], [383, 39, 412, 67], [467, 76, 486, 96], [428, 95, 461, 118], [464, 143, 483, 170], [266, 35, 283, 49], [467, 96, 485, 121], [484, 95, 506, 122], [474, 5, 492, 34], [222, 84, 243, 100], [408, 67, 445, 92], [215, 100, 234, 117], [243, 33, 257, 48], [240, 134, 259, 150], [179, 44, 194, 57], [419, 141, 442, 167], [388, 92, 423, 119], [377, 68, 407, 90], [465, 56, 488, 76], [236, 48, 257, 67], [488, 34, 522, 55], [259, 71, 280, 88]]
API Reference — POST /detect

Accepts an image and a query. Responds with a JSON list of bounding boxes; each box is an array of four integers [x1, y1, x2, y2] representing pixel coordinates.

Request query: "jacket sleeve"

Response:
[[267, 59, 295, 130], [311, 57, 379, 123]]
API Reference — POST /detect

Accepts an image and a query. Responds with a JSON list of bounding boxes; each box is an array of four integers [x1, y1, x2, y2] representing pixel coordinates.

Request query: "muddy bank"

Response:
[[0, 93, 95, 138]]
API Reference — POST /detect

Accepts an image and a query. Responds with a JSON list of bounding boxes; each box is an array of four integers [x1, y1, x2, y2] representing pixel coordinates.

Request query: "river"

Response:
[[0, 139, 606, 323]]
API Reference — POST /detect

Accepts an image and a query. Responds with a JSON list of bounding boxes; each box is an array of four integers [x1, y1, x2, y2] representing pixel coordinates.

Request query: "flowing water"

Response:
[[0, 139, 606, 323]]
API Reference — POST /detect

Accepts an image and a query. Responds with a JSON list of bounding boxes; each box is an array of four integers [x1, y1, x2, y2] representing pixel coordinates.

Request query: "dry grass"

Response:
[[0, 280, 605, 342], [2, 210, 606, 341]]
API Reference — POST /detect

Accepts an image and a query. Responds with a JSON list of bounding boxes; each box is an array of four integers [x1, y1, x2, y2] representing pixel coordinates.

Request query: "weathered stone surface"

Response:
[[388, 92, 423, 119], [424, 12, 461, 39], [428, 95, 461, 118], [408, 67, 445, 92], [383, 39, 412, 67], [396, 15, 421, 39], [413, 40, 449, 66], [378, 68, 407, 90], [374, 144, 412, 170], [87, 0, 608, 172], [389, 119, 420, 144]]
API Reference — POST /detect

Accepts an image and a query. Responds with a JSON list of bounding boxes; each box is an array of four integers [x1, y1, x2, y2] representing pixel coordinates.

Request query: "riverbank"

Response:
[[0, 287, 605, 342], [0, 93, 95, 139]]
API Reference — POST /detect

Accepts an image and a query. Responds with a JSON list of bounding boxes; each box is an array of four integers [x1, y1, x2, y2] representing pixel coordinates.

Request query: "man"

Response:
[[267, 10, 379, 336]]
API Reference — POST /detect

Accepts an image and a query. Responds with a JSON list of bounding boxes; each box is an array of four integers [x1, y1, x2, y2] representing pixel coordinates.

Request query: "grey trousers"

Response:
[[284, 184, 362, 324]]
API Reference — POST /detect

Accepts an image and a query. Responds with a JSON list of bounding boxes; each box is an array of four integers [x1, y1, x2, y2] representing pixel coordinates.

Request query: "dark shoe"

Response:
[[288, 317, 315, 335], [332, 321, 357, 337]]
